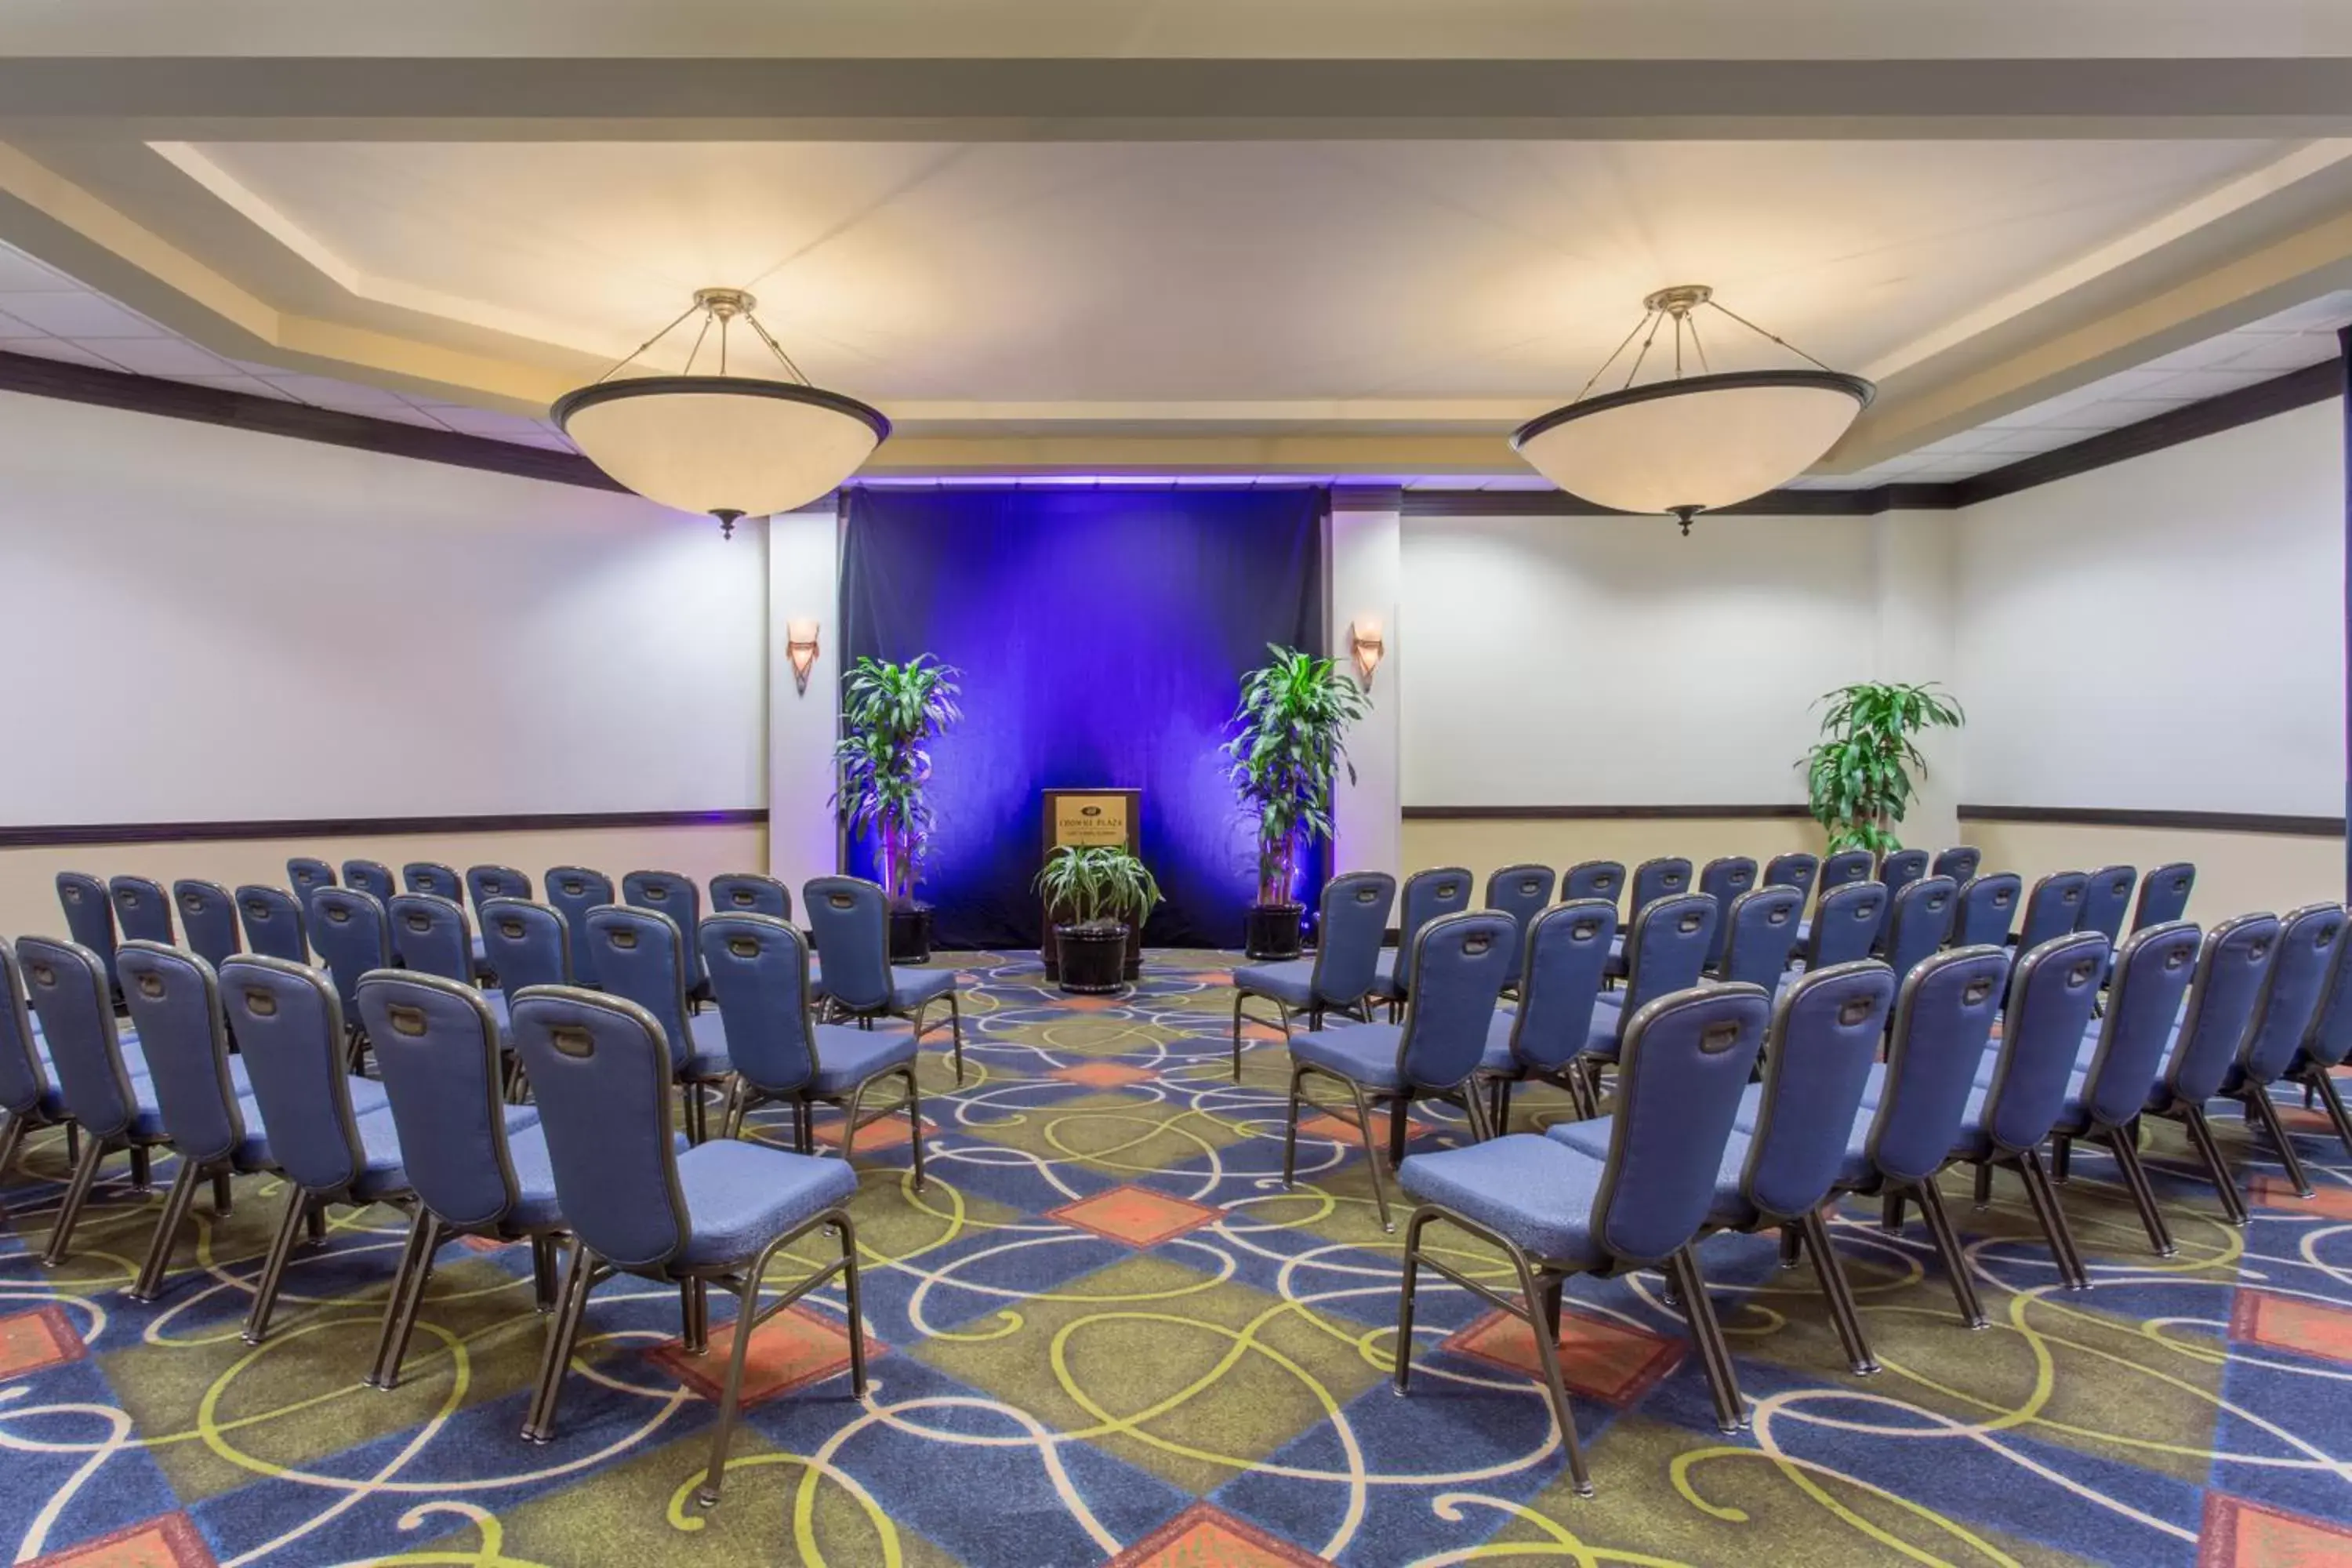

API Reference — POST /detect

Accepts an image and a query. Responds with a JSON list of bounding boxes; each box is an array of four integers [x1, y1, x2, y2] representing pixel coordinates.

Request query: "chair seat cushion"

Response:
[[1478, 1008, 1520, 1075], [1368, 950, 1403, 1000], [683, 1012, 732, 1080], [1544, 1116, 1613, 1162], [349, 1102, 412, 1201], [810, 1022, 919, 1094], [1235, 960, 1316, 1010], [1289, 1022, 1405, 1090], [674, 1138, 859, 1266], [808, 955, 825, 997], [1581, 993, 1626, 1062], [1397, 1134, 1606, 1266], [891, 967, 957, 1011]]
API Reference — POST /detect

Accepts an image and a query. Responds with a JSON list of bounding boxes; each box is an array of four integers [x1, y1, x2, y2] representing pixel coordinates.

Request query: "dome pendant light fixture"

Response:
[[1511, 285, 1872, 535], [552, 287, 890, 538]]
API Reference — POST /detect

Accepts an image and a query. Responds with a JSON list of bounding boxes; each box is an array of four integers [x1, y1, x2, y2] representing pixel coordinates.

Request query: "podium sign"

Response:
[[1040, 787, 1142, 980]]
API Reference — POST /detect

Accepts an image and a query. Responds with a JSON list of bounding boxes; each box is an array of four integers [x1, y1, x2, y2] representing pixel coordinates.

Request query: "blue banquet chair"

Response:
[[1763, 851, 1820, 903], [2120, 912, 2280, 1226], [2207, 902, 2346, 1199], [1819, 848, 1874, 893], [355, 970, 561, 1390], [342, 859, 397, 906], [235, 884, 311, 965], [18, 936, 165, 1264], [1228, 870, 1396, 1081], [108, 875, 176, 946], [172, 880, 242, 972], [2016, 870, 2089, 951], [1280, 910, 1516, 1231], [2286, 931, 2352, 1156], [1392, 984, 1773, 1485], [2075, 866, 2138, 947], [309, 887, 394, 1072], [623, 869, 711, 1004], [1581, 893, 1718, 1090], [1802, 880, 1889, 972], [464, 864, 534, 924], [2133, 863, 2195, 931], [287, 857, 338, 901], [1932, 846, 1983, 885], [1561, 860, 1626, 908], [1475, 900, 1617, 1127], [402, 861, 464, 901], [480, 898, 572, 993], [1484, 863, 1557, 979], [389, 892, 477, 985], [1882, 875, 1958, 980], [804, 875, 967, 1082], [219, 954, 417, 1345], [116, 942, 268, 1301], [544, 866, 616, 989], [1952, 873, 2022, 949], [1877, 848, 1930, 899], [1718, 885, 1805, 993], [710, 873, 793, 923], [1607, 857, 1693, 980], [0, 940, 84, 1190], [1697, 858, 1759, 970], [1373, 866, 1472, 1020], [584, 905, 735, 1143], [511, 985, 864, 1512], [702, 913, 924, 1181], [55, 872, 121, 1000]]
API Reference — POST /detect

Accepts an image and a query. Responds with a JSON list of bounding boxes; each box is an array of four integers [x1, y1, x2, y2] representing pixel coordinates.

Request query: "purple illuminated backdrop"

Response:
[[840, 485, 1327, 949]]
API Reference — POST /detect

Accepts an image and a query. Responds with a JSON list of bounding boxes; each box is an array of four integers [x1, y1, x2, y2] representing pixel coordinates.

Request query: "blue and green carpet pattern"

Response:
[[2, 952, 2350, 1566]]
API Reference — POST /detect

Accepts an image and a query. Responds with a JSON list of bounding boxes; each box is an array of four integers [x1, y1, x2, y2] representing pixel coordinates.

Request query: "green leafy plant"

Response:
[[1801, 680, 1965, 855], [1033, 844, 1164, 934], [833, 654, 962, 906], [1222, 645, 1369, 906]]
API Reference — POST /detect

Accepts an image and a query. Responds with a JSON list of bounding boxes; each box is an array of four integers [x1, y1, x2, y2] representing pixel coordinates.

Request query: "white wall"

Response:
[[1399, 510, 1882, 807], [1955, 400, 2345, 816], [768, 504, 843, 901], [0, 389, 770, 825], [1330, 495, 1403, 880]]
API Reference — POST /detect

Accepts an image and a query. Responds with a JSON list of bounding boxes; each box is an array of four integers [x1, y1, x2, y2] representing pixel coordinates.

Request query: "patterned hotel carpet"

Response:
[[5, 952, 2352, 1567]]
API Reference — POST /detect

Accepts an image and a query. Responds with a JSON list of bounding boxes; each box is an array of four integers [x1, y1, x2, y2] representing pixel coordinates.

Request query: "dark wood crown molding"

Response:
[[1403, 804, 1813, 821], [0, 808, 768, 850], [1958, 803, 2345, 838]]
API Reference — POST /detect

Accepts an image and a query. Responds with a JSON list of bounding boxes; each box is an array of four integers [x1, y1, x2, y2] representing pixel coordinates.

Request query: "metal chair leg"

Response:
[[839, 1214, 869, 1397], [130, 1156, 206, 1301], [42, 1134, 111, 1265], [522, 1240, 595, 1443], [2104, 1126, 2176, 1258], [368, 1210, 443, 1390], [211, 1170, 234, 1217], [1670, 1247, 1747, 1432], [1512, 1251, 1593, 1496], [1335, 1075, 1394, 1230], [1386, 1091, 1411, 1169], [1878, 1189, 1907, 1234], [1230, 990, 1248, 1081], [128, 1144, 152, 1193], [681, 1278, 710, 1355], [2015, 1148, 2091, 1290], [902, 1065, 927, 1192], [948, 993, 965, 1085], [840, 1079, 869, 1167], [1972, 1160, 1994, 1209], [1913, 1178, 1987, 1328], [2051, 1134, 2071, 1185], [243, 1188, 314, 1344], [1459, 1086, 1495, 1145], [0, 1116, 27, 1200], [1392, 1207, 1432, 1396], [531, 1233, 561, 1312], [65, 1120, 82, 1170], [2306, 1066, 2352, 1159], [304, 1200, 328, 1245], [1779, 1223, 1804, 1269], [1798, 1209, 1877, 1375], [2179, 1105, 2252, 1225], [695, 1267, 764, 1510], [1280, 1062, 1306, 1186], [2242, 1088, 2316, 1198]]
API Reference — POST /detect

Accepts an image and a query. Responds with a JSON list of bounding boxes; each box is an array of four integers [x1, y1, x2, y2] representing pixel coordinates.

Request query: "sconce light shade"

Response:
[[786, 619, 821, 695], [1349, 617, 1386, 690]]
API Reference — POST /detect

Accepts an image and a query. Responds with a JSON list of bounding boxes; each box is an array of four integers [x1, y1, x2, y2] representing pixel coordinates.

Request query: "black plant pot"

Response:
[[1243, 901, 1305, 961], [888, 905, 933, 964], [1057, 924, 1129, 994]]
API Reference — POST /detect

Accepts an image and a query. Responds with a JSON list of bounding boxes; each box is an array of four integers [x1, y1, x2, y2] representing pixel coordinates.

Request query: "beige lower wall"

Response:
[[1399, 817, 1831, 892], [0, 822, 771, 944], [1962, 820, 2345, 924]]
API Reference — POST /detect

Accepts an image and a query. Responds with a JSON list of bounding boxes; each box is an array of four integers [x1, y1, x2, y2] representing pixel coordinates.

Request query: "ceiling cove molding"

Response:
[[0, 345, 2339, 516]]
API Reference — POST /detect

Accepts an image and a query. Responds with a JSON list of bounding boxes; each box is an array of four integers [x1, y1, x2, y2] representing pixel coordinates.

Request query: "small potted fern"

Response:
[[1034, 844, 1163, 994], [834, 653, 962, 960]]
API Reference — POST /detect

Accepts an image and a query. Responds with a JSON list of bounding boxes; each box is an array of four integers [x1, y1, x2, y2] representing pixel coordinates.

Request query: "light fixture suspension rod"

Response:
[[681, 312, 713, 376], [742, 311, 813, 387], [1621, 309, 1668, 391], [592, 300, 702, 386], [1703, 299, 1838, 374], [1686, 310, 1712, 374], [1566, 308, 1657, 409]]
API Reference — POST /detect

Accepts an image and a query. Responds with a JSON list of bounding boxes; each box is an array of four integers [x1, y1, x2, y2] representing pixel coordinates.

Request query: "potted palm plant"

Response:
[[1801, 680, 1965, 854], [1222, 644, 1368, 960], [1034, 844, 1163, 994], [834, 653, 962, 960]]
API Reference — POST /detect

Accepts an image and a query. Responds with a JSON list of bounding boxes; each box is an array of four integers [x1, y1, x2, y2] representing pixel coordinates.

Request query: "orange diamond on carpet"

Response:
[[0, 1305, 85, 1381], [1298, 1110, 1434, 1148], [2230, 1291, 2352, 1365], [1050, 1185, 1223, 1247], [2249, 1177, 2352, 1221], [809, 1112, 934, 1150], [2200, 1493, 2352, 1566], [1053, 993, 1129, 1011], [647, 1304, 876, 1408], [26, 1514, 214, 1567], [1105, 1503, 1332, 1567], [1053, 1062, 1157, 1089], [1444, 1307, 1684, 1406]]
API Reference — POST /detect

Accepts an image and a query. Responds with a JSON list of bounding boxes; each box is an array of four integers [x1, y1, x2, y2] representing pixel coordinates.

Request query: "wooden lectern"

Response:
[[1040, 787, 1143, 981]]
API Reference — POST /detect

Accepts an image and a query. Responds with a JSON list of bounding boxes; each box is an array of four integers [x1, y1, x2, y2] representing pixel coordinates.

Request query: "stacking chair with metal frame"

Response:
[[403, 862, 464, 901], [1819, 849, 1874, 892], [701, 913, 924, 1183], [545, 866, 617, 989], [309, 887, 394, 1072], [2043, 921, 2202, 1258], [477, 898, 572, 1098], [1953, 873, 2022, 949], [2133, 863, 2195, 931], [1608, 858, 1693, 981], [109, 875, 176, 946], [1484, 863, 1557, 978], [1229, 870, 1396, 1080], [2121, 913, 2280, 1226], [287, 858, 338, 902], [389, 892, 478, 986], [1802, 880, 1889, 972], [710, 873, 793, 922], [236, 884, 310, 964], [464, 865, 534, 924], [2285, 930, 2352, 1157], [1932, 847, 1983, 885], [1280, 910, 1515, 1231], [1373, 866, 1472, 1019], [2207, 902, 2347, 1200], [1475, 900, 1617, 1127], [2075, 866, 2138, 947], [1882, 876, 1958, 981], [0, 938, 111, 1196], [172, 880, 242, 972], [356, 970, 561, 1390], [1763, 852, 1820, 903], [583, 905, 734, 1142], [512, 985, 864, 1512], [1393, 984, 1773, 1487], [1719, 886, 1805, 993], [116, 943, 267, 1301], [1697, 858, 1759, 971], [343, 860, 397, 906], [220, 953, 417, 1345], [1561, 860, 1626, 909], [18, 937, 165, 1265], [1578, 893, 1719, 1108], [1877, 849, 1930, 900], [56, 873, 121, 1001], [804, 875, 967, 1082], [2016, 871, 2090, 951], [624, 870, 711, 1004]]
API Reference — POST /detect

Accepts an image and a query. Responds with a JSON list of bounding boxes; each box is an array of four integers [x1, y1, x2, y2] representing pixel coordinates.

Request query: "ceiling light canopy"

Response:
[[1512, 285, 1872, 534], [552, 288, 889, 536]]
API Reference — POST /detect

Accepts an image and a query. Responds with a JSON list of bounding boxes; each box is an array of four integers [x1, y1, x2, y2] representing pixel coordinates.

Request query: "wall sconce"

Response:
[[1348, 617, 1385, 689], [786, 619, 821, 695]]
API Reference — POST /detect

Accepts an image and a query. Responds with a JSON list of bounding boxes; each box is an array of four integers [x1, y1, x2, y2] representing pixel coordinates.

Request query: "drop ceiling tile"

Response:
[[260, 373, 414, 410], [0, 245, 64, 292], [2138, 366, 2278, 401], [90, 336, 238, 377], [0, 292, 165, 337], [1978, 426, 2082, 456], [0, 336, 123, 370], [2212, 332, 2342, 375], [159, 373, 298, 401], [426, 407, 559, 437]]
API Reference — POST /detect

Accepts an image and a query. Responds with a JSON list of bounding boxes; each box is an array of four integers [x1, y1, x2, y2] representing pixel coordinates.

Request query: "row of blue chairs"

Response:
[[1257, 880, 2347, 1493]]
